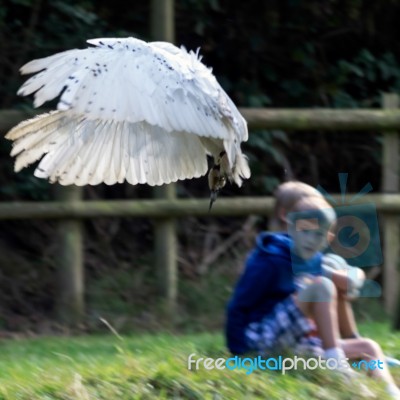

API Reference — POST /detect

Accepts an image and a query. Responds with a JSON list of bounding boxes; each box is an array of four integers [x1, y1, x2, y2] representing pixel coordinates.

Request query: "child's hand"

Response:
[[322, 253, 365, 298]]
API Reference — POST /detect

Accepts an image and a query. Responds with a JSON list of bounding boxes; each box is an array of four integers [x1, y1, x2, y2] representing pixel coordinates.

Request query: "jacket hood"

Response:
[[255, 232, 291, 255]]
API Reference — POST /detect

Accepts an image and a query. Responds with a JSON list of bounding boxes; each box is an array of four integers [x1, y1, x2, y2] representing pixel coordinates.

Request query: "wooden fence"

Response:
[[1, 93, 400, 328]]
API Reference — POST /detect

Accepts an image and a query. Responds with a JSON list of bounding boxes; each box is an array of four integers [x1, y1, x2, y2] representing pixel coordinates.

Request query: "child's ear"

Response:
[[277, 207, 291, 231], [278, 207, 287, 223]]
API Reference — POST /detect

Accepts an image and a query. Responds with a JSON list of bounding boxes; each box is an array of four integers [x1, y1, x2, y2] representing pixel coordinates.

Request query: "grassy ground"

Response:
[[0, 321, 399, 399]]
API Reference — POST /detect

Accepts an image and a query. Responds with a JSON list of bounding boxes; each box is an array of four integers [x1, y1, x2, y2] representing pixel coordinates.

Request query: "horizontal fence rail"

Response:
[[241, 108, 400, 131], [0, 198, 273, 219], [0, 194, 400, 220], [4, 108, 400, 134]]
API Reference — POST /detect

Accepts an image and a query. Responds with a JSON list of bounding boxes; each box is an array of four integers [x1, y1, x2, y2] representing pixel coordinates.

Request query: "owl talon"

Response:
[[208, 163, 227, 210], [209, 190, 219, 211]]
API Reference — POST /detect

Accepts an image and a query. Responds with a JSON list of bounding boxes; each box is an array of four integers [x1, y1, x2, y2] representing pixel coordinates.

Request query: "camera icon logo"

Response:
[[327, 202, 382, 268], [317, 173, 382, 268]]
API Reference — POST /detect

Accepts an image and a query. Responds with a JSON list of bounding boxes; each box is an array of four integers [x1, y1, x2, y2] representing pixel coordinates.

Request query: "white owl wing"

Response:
[[8, 37, 249, 187]]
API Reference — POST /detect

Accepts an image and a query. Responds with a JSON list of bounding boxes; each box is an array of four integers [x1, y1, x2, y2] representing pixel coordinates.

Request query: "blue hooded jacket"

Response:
[[225, 232, 323, 355]]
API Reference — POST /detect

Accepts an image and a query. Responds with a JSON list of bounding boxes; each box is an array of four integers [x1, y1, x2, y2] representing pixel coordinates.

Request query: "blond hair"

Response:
[[290, 194, 331, 213]]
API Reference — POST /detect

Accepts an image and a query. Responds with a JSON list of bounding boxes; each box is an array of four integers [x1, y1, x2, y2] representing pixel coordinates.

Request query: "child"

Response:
[[225, 194, 400, 398], [271, 181, 400, 367], [270, 180, 365, 339]]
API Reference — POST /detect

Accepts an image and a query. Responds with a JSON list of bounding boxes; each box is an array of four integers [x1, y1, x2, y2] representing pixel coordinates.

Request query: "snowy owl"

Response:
[[6, 37, 250, 206]]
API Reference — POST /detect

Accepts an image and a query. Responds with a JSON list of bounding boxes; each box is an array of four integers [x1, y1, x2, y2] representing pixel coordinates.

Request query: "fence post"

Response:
[[381, 93, 400, 317], [150, 0, 178, 315], [54, 185, 84, 325]]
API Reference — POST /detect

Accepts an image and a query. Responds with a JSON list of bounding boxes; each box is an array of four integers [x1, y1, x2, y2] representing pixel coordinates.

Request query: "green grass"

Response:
[[0, 322, 398, 399]]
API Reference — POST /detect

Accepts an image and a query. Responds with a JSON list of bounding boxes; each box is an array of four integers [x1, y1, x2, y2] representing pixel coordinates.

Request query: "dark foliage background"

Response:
[[0, 0, 398, 331]]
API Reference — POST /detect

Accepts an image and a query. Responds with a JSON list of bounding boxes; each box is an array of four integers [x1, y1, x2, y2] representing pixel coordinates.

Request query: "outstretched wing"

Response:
[[18, 37, 247, 142], [8, 37, 249, 187]]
